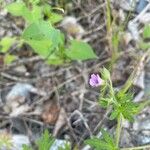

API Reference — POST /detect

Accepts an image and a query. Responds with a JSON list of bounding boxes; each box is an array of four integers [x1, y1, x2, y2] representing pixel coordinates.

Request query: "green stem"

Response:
[[116, 115, 122, 148], [109, 78, 118, 105], [121, 144, 150, 150], [106, 0, 111, 33], [109, 78, 115, 97]]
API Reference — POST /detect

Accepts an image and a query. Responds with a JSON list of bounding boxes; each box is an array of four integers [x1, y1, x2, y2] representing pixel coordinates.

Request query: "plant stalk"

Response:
[[121, 144, 150, 150], [116, 114, 122, 148]]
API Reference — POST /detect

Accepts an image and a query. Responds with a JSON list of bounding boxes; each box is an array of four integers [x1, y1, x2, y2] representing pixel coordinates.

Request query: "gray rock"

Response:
[[6, 83, 33, 99], [136, 0, 149, 13], [139, 13, 150, 24], [12, 135, 30, 150], [135, 134, 150, 145], [120, 0, 138, 11], [128, 21, 139, 41], [50, 140, 70, 150], [132, 116, 150, 145], [120, 129, 133, 148]]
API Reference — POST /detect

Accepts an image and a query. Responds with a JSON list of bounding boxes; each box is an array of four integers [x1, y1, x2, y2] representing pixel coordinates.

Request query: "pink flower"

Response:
[[89, 74, 102, 87]]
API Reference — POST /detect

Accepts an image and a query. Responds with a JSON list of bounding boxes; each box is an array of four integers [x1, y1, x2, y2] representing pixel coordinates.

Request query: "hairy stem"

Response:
[[116, 115, 122, 148], [121, 144, 150, 150], [106, 0, 111, 33]]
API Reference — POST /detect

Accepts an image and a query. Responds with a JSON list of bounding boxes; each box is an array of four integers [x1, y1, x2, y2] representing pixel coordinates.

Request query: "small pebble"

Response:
[[6, 83, 33, 99], [136, 0, 149, 14], [120, 0, 137, 11], [139, 13, 150, 24], [51, 139, 70, 150], [128, 21, 139, 41], [12, 135, 30, 150]]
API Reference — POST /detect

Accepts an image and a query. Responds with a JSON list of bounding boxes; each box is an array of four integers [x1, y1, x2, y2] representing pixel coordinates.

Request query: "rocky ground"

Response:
[[1, 0, 150, 149]]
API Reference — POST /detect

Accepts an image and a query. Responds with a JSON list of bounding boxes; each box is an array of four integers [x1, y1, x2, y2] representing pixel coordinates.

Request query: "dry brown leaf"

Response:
[[41, 102, 60, 125]]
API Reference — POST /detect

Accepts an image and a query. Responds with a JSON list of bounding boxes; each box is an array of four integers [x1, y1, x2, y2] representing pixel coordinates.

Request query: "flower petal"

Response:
[[89, 78, 96, 87], [91, 74, 97, 80], [89, 73, 102, 87]]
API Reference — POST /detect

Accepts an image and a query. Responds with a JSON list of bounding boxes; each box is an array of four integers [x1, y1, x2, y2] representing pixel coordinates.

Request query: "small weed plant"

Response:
[[86, 68, 150, 150], [1, 68, 150, 150], [0, 0, 97, 65], [22, 130, 71, 150]]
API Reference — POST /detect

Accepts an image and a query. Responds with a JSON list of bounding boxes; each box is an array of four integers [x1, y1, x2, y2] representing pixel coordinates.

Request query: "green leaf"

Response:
[[48, 13, 63, 24], [85, 137, 111, 150], [26, 40, 52, 58], [22, 21, 63, 58], [22, 144, 33, 150], [23, 21, 50, 40], [42, 4, 52, 15], [101, 67, 110, 80], [0, 37, 16, 52], [101, 129, 115, 146], [4, 54, 17, 64], [36, 130, 55, 150], [46, 53, 64, 65], [6, 2, 42, 23], [143, 25, 150, 39], [114, 92, 139, 121], [85, 130, 117, 150], [66, 40, 97, 60], [6, 2, 28, 16], [109, 110, 119, 120], [42, 4, 63, 24], [99, 98, 109, 108], [27, 5, 42, 23], [23, 20, 62, 46]]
